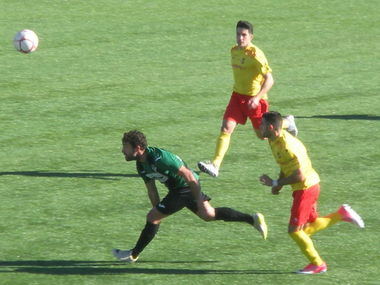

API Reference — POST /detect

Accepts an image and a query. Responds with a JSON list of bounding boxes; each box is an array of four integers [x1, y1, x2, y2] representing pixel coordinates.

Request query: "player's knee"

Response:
[[221, 126, 229, 133], [147, 217, 161, 225], [200, 215, 214, 222], [254, 129, 264, 139], [198, 209, 216, 222], [221, 120, 235, 134], [288, 224, 302, 234], [146, 210, 162, 224]]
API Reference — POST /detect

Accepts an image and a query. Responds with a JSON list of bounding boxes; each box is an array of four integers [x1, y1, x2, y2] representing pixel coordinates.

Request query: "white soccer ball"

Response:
[[13, 29, 39, 53]]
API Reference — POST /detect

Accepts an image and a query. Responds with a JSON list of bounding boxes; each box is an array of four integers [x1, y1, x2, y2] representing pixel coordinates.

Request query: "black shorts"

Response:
[[156, 188, 211, 215]]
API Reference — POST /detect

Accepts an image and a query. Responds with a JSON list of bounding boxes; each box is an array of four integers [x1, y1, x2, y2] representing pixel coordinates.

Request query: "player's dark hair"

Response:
[[262, 111, 283, 131], [122, 130, 147, 149], [236, 20, 254, 34]]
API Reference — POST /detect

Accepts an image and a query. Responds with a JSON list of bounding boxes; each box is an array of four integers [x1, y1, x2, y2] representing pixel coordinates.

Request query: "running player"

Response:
[[198, 20, 297, 178], [259, 111, 365, 274], [112, 130, 267, 262]]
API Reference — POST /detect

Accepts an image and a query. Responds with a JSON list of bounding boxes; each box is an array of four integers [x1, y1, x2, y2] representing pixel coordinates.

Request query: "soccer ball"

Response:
[[13, 29, 39, 53]]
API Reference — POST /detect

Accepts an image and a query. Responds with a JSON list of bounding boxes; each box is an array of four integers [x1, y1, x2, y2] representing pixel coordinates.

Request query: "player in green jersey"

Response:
[[112, 130, 268, 262]]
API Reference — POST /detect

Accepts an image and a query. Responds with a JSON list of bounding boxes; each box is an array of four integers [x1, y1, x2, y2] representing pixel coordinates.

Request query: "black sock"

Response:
[[132, 222, 160, 257], [215, 207, 254, 225]]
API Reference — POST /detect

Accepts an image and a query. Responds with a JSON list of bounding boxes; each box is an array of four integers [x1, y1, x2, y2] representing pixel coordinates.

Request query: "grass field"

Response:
[[1, 0, 379, 284]]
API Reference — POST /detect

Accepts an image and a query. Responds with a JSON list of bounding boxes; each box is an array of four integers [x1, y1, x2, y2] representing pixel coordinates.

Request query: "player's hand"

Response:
[[259, 174, 273, 187], [248, 96, 260, 110], [271, 185, 282, 195]]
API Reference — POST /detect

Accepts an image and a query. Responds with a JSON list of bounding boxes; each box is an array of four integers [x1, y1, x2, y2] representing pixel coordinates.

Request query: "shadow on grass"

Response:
[[0, 260, 291, 275], [296, 114, 380, 121], [0, 171, 139, 180]]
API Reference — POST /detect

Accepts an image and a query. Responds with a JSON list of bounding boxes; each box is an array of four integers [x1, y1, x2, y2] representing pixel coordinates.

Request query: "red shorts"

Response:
[[223, 92, 269, 130], [289, 184, 320, 226]]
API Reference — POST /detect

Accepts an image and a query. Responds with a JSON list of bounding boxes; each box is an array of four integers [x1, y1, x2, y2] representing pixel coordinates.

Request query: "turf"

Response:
[[0, 0, 379, 284]]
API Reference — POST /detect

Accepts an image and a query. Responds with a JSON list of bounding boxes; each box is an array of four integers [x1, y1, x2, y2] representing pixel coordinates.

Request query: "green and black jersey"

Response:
[[136, 147, 199, 192]]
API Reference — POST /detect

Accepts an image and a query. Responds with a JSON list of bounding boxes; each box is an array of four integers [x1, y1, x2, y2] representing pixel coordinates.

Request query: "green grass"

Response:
[[1, 0, 379, 284]]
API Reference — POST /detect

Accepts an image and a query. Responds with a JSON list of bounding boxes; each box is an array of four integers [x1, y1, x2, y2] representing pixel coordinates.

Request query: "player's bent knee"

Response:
[[288, 224, 303, 233], [197, 210, 216, 222], [254, 129, 264, 139], [146, 208, 164, 224], [199, 215, 214, 222], [221, 120, 236, 134]]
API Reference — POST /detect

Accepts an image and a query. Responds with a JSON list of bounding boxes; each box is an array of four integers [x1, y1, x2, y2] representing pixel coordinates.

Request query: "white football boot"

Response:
[[197, 161, 219, 177], [285, 115, 298, 136], [112, 249, 139, 263]]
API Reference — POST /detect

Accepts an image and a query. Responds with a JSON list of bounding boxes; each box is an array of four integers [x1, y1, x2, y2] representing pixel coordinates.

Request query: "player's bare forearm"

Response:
[[260, 170, 304, 194], [178, 166, 202, 202], [249, 73, 274, 109], [145, 181, 160, 207], [256, 72, 274, 100], [188, 180, 202, 202], [277, 169, 304, 186]]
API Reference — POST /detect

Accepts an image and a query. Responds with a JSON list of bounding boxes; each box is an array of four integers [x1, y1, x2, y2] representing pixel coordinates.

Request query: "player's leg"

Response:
[[188, 197, 267, 239], [251, 101, 297, 138], [213, 202, 268, 240], [192, 199, 252, 224], [213, 120, 236, 167], [113, 193, 184, 262], [303, 213, 341, 236], [197, 120, 236, 177], [289, 225, 327, 274], [130, 208, 167, 258], [289, 185, 327, 274], [288, 224, 324, 265], [253, 128, 263, 139], [198, 92, 246, 177], [249, 99, 268, 139], [112, 207, 168, 262], [304, 204, 365, 236]]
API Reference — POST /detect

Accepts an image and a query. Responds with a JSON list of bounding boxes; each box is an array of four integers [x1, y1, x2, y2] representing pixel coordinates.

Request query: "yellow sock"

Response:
[[212, 131, 231, 169], [304, 213, 342, 236], [289, 230, 324, 266]]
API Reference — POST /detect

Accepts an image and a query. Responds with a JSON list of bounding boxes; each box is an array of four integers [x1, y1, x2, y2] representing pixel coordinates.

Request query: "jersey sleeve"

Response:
[[256, 48, 272, 75], [261, 61, 272, 75]]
